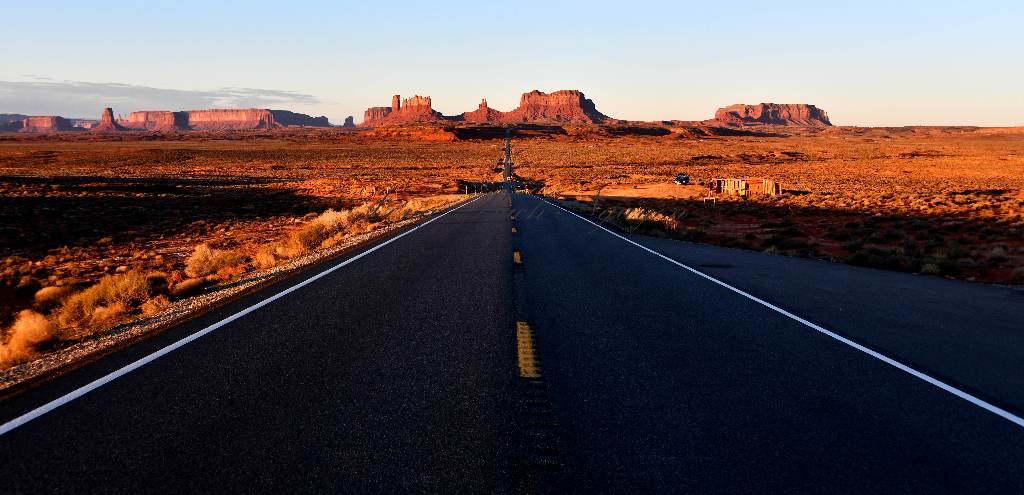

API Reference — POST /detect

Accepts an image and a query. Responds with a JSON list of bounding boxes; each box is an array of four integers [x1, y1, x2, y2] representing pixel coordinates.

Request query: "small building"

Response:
[[708, 178, 781, 197]]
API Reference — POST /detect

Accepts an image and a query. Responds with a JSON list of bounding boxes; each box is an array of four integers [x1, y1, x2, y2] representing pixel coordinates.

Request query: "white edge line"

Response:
[[538, 196, 1024, 429], [0, 195, 485, 436]]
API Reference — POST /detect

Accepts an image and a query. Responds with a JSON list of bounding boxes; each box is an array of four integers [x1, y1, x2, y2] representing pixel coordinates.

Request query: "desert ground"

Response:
[[1, 124, 1022, 371]]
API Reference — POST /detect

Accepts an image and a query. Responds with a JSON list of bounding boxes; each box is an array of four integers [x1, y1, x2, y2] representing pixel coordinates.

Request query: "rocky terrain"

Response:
[[713, 103, 832, 126], [362, 89, 612, 125]]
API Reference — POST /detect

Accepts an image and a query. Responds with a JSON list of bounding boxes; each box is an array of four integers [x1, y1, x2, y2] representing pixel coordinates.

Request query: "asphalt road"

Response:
[[1, 191, 1022, 493]]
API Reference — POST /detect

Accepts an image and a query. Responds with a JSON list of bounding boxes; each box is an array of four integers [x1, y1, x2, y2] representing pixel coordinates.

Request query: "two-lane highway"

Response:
[[1, 190, 1022, 493]]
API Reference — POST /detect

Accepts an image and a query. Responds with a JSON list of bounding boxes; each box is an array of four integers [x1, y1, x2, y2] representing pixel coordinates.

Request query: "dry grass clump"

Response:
[[0, 310, 57, 367], [280, 197, 450, 258], [33, 285, 72, 311], [185, 244, 248, 278], [57, 270, 152, 330]]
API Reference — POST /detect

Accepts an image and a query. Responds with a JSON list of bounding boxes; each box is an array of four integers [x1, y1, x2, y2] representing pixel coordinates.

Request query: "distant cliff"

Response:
[[362, 95, 445, 125], [117, 108, 331, 131], [713, 103, 831, 126], [362, 89, 612, 126], [18, 116, 76, 133]]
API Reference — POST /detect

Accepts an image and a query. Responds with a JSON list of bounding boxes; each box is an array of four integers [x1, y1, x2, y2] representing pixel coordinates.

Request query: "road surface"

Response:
[[1, 191, 1022, 493]]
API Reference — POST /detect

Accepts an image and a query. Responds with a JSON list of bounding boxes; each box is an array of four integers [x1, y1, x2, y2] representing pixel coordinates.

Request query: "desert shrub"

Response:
[[920, 263, 942, 276], [313, 208, 354, 232], [33, 286, 72, 311], [292, 222, 330, 251], [0, 310, 57, 368], [254, 245, 279, 269], [185, 244, 247, 278], [987, 246, 1009, 263], [89, 301, 127, 327], [141, 295, 171, 315], [1011, 267, 1024, 284], [57, 271, 150, 328]]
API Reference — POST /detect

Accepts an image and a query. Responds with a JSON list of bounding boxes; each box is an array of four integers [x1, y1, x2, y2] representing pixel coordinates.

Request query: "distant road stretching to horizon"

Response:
[[1, 191, 1022, 493]]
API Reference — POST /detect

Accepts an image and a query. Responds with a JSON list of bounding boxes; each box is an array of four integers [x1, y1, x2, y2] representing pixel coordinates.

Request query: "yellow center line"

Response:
[[513, 250, 522, 264], [517, 322, 541, 378], [512, 226, 518, 234]]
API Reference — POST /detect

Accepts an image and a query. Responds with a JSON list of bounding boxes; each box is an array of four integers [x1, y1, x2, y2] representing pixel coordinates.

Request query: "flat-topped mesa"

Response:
[[268, 110, 331, 128], [714, 103, 831, 126], [186, 109, 278, 130], [18, 116, 76, 132], [119, 108, 331, 131], [121, 111, 188, 131], [93, 107, 125, 132], [506, 90, 610, 124], [361, 94, 444, 125]]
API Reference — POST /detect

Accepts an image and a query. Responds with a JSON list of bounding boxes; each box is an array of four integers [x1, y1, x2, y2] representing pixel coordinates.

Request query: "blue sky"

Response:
[[3, 1, 1022, 125]]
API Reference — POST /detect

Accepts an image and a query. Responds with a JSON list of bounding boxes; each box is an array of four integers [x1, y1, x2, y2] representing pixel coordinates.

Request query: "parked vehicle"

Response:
[[673, 173, 690, 185]]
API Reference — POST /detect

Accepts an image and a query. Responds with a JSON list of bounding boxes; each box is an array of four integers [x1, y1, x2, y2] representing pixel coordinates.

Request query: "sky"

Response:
[[2, 0, 1022, 126]]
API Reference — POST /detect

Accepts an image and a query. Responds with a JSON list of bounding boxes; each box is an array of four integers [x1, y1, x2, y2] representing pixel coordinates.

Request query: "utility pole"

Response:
[[503, 128, 514, 185]]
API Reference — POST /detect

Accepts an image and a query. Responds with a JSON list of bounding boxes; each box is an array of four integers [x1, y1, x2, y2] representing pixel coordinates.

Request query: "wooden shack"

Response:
[[708, 178, 782, 197]]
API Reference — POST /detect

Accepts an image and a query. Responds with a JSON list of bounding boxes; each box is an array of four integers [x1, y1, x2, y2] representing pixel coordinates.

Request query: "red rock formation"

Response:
[[365, 89, 612, 125], [121, 111, 188, 131], [462, 99, 507, 123], [268, 110, 330, 128], [713, 103, 831, 126], [503, 90, 609, 123], [186, 109, 279, 130], [119, 108, 329, 130], [361, 95, 444, 125], [93, 107, 125, 132], [342, 116, 355, 128], [18, 116, 76, 132], [363, 107, 392, 124]]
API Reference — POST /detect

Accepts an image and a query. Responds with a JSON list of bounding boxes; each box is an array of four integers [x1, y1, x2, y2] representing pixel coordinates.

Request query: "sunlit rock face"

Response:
[[714, 103, 831, 126]]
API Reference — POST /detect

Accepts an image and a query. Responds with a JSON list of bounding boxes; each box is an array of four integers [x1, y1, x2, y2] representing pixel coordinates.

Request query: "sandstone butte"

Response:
[[117, 108, 332, 131], [16, 116, 76, 133], [342, 116, 356, 128], [361, 90, 611, 126], [92, 107, 125, 132], [713, 103, 832, 126]]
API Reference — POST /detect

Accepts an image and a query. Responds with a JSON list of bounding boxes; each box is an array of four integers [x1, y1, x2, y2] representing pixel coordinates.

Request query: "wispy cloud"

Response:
[[0, 79, 320, 118]]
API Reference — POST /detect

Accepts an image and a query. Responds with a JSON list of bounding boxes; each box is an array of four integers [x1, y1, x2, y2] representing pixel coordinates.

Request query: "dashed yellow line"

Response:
[[512, 226, 517, 234], [517, 322, 541, 378], [513, 250, 522, 264]]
